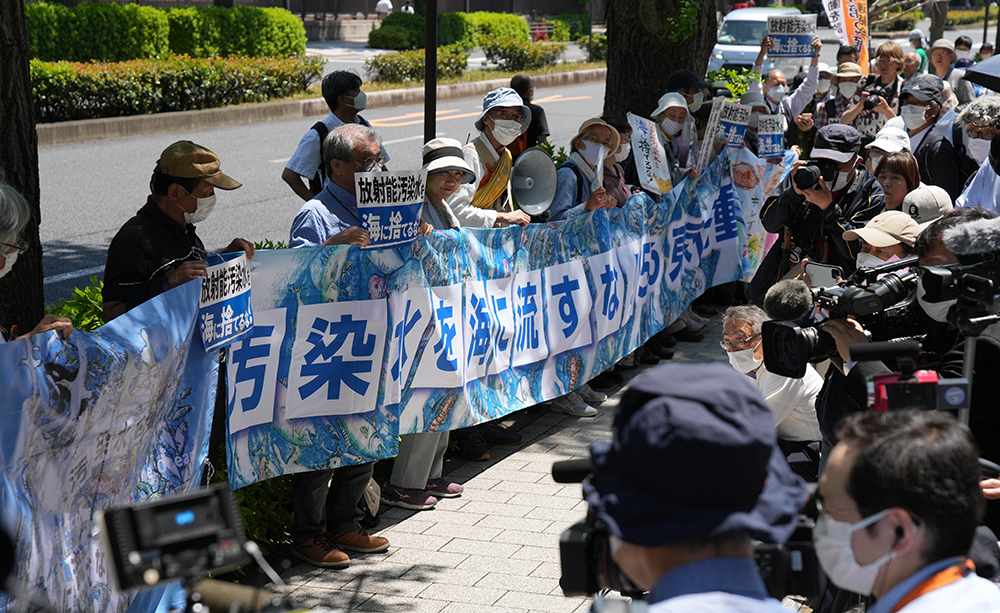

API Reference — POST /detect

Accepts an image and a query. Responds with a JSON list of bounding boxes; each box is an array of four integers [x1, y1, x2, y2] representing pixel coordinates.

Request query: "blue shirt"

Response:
[[289, 182, 360, 248], [550, 160, 595, 222], [648, 557, 773, 605], [866, 556, 997, 613]]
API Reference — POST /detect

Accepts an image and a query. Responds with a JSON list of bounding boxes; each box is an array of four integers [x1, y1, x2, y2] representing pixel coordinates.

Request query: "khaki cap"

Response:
[[156, 141, 241, 190], [835, 62, 863, 78], [843, 210, 921, 248]]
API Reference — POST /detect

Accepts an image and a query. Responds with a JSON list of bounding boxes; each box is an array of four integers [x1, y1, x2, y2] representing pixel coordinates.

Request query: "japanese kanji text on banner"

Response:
[[766, 14, 817, 58], [824, 0, 870, 73], [356, 169, 427, 249]]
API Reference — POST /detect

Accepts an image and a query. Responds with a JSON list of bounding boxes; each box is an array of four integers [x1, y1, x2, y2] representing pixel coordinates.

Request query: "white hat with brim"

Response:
[[866, 126, 911, 153], [652, 92, 689, 118], [573, 118, 620, 158], [475, 87, 531, 133], [422, 137, 475, 184]]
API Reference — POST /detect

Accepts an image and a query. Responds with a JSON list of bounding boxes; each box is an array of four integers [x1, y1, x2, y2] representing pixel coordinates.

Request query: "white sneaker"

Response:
[[551, 393, 599, 417], [577, 383, 608, 404], [689, 312, 711, 327]]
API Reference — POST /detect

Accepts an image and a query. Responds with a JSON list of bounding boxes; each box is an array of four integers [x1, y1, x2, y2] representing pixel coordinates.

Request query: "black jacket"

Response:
[[913, 128, 965, 201]]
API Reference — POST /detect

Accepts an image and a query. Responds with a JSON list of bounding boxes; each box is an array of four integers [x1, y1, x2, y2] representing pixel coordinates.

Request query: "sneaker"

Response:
[[673, 327, 705, 342], [381, 484, 438, 510], [576, 383, 607, 404], [551, 393, 598, 417], [480, 422, 524, 446], [330, 529, 390, 554], [292, 534, 350, 568], [689, 312, 711, 327], [454, 430, 490, 461], [425, 478, 464, 498], [646, 340, 675, 360], [639, 350, 661, 365]]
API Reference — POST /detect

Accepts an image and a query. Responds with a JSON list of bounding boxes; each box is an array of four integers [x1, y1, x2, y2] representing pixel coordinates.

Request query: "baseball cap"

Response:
[[812, 124, 862, 163], [583, 363, 807, 547], [475, 87, 531, 132], [903, 185, 954, 228], [843, 210, 921, 247], [651, 92, 689, 118], [866, 126, 911, 153], [665, 69, 711, 93], [900, 74, 944, 105], [930, 38, 956, 53], [421, 137, 475, 184], [156, 141, 241, 190], [835, 62, 863, 78], [817, 62, 832, 76]]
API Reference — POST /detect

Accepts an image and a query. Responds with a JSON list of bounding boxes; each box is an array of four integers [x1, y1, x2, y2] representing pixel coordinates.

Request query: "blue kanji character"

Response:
[[231, 325, 274, 412], [491, 295, 510, 353], [468, 293, 492, 367], [599, 264, 619, 320], [551, 274, 581, 337], [639, 241, 661, 297], [685, 219, 711, 262], [391, 300, 422, 382], [298, 314, 376, 401], [433, 299, 459, 372], [714, 185, 739, 242], [668, 226, 686, 283], [516, 282, 539, 351]]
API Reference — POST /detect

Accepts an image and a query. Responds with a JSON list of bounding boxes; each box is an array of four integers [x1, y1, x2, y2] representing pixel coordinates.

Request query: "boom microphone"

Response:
[[552, 459, 594, 483], [763, 279, 814, 321], [943, 217, 1000, 256]]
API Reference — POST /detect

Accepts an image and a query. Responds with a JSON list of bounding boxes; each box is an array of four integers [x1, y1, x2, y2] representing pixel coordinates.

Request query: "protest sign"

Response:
[[824, 0, 870, 74], [695, 97, 726, 176], [766, 14, 817, 58], [356, 169, 427, 249], [718, 102, 752, 149], [199, 252, 252, 351], [757, 115, 786, 159], [627, 113, 673, 196]]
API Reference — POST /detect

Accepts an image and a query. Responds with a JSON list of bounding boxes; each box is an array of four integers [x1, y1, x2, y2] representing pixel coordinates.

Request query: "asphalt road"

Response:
[[38, 80, 606, 304]]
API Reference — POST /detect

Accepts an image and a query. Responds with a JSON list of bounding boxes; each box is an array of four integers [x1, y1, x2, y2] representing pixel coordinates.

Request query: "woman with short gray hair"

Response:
[[0, 182, 73, 342]]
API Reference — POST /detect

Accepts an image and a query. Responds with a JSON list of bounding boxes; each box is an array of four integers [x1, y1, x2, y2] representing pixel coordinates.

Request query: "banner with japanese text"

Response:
[[0, 281, 217, 613], [199, 252, 253, 350], [730, 147, 799, 279], [356, 169, 427, 249], [766, 14, 817, 58], [225, 153, 746, 489], [626, 113, 673, 196], [718, 102, 752, 150], [824, 0, 870, 74]]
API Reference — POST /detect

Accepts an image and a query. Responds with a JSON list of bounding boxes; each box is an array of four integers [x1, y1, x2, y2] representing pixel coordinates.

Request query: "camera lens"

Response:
[[793, 166, 821, 191]]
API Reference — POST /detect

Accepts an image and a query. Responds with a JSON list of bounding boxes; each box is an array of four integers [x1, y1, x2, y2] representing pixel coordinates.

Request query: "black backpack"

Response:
[[307, 121, 330, 196], [919, 124, 980, 189]]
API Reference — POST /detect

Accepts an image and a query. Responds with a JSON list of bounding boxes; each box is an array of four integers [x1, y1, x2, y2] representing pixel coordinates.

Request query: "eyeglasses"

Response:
[[1, 239, 28, 255], [340, 155, 386, 171], [491, 109, 525, 123], [966, 125, 996, 140], [720, 333, 761, 352], [583, 135, 614, 149]]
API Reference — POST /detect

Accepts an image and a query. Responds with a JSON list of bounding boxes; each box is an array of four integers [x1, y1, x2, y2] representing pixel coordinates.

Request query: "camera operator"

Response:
[[817, 410, 1000, 611], [748, 124, 885, 305], [823, 206, 1000, 532], [582, 363, 807, 611]]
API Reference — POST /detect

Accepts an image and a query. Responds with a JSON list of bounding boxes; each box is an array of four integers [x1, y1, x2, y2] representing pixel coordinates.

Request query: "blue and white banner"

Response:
[[756, 115, 785, 159], [199, 252, 252, 351], [225, 152, 745, 489], [766, 14, 817, 58], [356, 170, 426, 249]]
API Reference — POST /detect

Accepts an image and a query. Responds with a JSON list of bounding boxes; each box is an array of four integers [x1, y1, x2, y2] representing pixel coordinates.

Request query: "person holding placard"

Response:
[[748, 35, 823, 142], [549, 118, 618, 222]]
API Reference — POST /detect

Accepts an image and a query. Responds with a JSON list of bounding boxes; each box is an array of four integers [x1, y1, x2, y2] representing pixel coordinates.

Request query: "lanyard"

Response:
[[889, 559, 974, 613]]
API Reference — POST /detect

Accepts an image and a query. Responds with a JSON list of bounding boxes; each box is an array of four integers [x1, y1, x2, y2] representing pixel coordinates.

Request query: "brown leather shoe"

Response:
[[330, 529, 390, 553], [292, 534, 350, 568]]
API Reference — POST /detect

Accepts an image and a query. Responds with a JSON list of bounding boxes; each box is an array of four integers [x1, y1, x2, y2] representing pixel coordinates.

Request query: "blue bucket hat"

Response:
[[475, 87, 531, 132], [583, 363, 807, 547]]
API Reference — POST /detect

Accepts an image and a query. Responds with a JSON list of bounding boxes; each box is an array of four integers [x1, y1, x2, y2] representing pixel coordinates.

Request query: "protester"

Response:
[[584, 363, 806, 611], [837, 44, 860, 66], [600, 115, 634, 208], [0, 183, 72, 342], [549, 118, 618, 222], [842, 42, 904, 142], [791, 62, 832, 155], [374, 0, 392, 18], [909, 29, 929, 73], [842, 210, 920, 267], [899, 74, 966, 200], [903, 51, 922, 82], [663, 69, 713, 162], [286, 124, 400, 566], [282, 71, 389, 202], [509, 74, 550, 155], [980, 42, 995, 61], [956, 103, 1000, 210], [722, 306, 822, 481], [956, 35, 975, 61], [903, 185, 953, 227], [446, 87, 532, 228], [955, 95, 1000, 166], [740, 90, 772, 157], [103, 141, 253, 321], [748, 35, 822, 140], [929, 39, 975, 110], [873, 151, 920, 211], [817, 411, 1000, 611], [815, 62, 863, 130], [865, 124, 912, 172]]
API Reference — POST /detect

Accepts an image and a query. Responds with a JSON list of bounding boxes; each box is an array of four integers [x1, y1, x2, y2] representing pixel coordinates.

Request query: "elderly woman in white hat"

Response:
[[446, 87, 532, 230], [651, 92, 690, 179], [548, 117, 619, 222]]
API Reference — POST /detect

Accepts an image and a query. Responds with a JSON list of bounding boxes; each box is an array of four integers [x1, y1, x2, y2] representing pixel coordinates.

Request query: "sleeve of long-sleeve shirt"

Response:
[[823, 179, 886, 264], [445, 146, 498, 228], [549, 167, 589, 221], [748, 64, 765, 93], [786, 65, 818, 119]]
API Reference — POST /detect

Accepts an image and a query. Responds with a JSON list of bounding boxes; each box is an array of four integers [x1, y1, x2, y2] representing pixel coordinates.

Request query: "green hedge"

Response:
[[480, 37, 565, 71], [439, 12, 529, 48], [575, 33, 608, 61], [26, 2, 305, 61], [547, 19, 571, 42], [368, 11, 426, 50], [553, 12, 589, 38], [363, 44, 470, 83], [946, 9, 986, 25], [32, 55, 324, 123]]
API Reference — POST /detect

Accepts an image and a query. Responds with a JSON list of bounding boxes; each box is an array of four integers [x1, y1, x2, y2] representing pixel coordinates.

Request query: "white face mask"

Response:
[[839, 81, 859, 99], [968, 137, 992, 164], [868, 153, 883, 174], [727, 344, 762, 373], [856, 252, 886, 269], [832, 168, 855, 191], [817, 79, 832, 94], [178, 190, 217, 225], [901, 105, 929, 131], [577, 141, 606, 168], [768, 85, 788, 102], [346, 90, 367, 111], [660, 117, 683, 136], [917, 280, 958, 323], [688, 91, 704, 111], [614, 143, 631, 163], [490, 118, 522, 146], [0, 249, 18, 279], [814, 509, 894, 596], [748, 112, 760, 129]]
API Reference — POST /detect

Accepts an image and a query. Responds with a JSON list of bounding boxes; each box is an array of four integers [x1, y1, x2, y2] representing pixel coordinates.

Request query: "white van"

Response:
[[708, 7, 808, 76]]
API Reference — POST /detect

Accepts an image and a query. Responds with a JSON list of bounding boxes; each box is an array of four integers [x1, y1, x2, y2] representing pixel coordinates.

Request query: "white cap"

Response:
[[817, 62, 832, 75], [652, 92, 689, 118], [866, 126, 911, 153]]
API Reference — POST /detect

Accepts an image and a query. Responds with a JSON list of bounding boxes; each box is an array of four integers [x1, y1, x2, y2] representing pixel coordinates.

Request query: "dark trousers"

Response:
[[777, 438, 821, 483], [292, 462, 373, 544]]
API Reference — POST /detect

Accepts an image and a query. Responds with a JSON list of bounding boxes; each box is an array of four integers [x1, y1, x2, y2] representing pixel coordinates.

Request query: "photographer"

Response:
[[840, 42, 904, 143], [582, 363, 807, 611], [748, 124, 885, 305], [817, 410, 1000, 611]]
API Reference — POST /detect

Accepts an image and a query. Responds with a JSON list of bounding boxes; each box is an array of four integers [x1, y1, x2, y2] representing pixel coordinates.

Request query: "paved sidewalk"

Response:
[[274, 315, 729, 613]]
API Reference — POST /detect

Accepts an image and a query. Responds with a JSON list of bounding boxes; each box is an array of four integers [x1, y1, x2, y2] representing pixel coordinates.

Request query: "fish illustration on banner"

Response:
[[730, 147, 799, 278]]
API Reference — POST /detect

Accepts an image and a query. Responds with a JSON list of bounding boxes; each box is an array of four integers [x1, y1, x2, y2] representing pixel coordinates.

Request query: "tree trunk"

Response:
[[930, 0, 948, 43], [604, 0, 718, 119], [0, 1, 45, 334]]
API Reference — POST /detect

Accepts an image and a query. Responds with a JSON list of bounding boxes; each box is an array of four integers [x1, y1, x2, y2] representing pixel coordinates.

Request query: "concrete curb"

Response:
[[35, 67, 607, 147]]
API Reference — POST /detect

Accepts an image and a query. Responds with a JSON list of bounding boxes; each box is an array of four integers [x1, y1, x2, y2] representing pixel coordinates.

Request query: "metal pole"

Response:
[[960, 335, 977, 426], [424, 0, 438, 145], [984, 2, 990, 50]]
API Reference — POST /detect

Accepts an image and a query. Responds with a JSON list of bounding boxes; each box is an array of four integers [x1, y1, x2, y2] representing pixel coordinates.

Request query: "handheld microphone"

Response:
[[942, 217, 1000, 256], [763, 279, 814, 321]]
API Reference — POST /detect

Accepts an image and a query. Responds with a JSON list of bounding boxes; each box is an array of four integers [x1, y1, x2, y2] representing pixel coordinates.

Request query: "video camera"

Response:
[[920, 259, 1000, 334], [850, 340, 970, 412], [762, 257, 922, 378]]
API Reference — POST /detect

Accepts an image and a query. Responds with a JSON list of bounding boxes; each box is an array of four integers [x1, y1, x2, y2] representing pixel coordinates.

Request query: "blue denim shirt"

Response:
[[289, 181, 360, 248], [549, 159, 595, 222]]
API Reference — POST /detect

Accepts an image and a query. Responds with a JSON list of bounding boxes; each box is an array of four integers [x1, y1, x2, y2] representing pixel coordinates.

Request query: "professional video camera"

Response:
[[862, 83, 886, 111], [849, 340, 970, 412], [762, 257, 922, 378], [753, 495, 822, 602], [920, 258, 1000, 335]]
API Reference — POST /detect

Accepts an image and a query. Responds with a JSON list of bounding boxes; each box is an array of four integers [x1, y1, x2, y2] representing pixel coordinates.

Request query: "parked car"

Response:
[[707, 7, 809, 76]]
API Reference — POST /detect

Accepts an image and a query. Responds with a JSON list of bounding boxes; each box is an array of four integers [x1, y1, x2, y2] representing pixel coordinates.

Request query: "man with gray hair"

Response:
[[955, 96, 1000, 211], [722, 305, 823, 480]]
